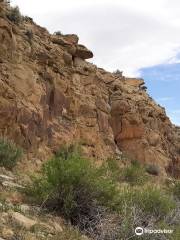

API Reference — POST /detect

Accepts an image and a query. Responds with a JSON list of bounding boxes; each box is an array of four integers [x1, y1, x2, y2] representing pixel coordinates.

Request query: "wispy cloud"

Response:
[[139, 63, 180, 82], [167, 51, 180, 64], [12, 0, 180, 76]]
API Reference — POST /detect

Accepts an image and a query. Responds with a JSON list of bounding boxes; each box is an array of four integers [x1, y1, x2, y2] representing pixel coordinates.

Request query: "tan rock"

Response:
[[111, 100, 130, 115], [63, 52, 73, 66], [97, 110, 109, 133], [114, 117, 144, 141], [74, 57, 96, 72], [51, 35, 76, 55], [51, 35, 71, 47], [126, 78, 145, 88], [63, 34, 79, 44], [75, 44, 93, 59], [0, 18, 16, 59], [53, 222, 63, 232], [2, 228, 14, 239], [147, 132, 160, 146], [10, 212, 37, 230]]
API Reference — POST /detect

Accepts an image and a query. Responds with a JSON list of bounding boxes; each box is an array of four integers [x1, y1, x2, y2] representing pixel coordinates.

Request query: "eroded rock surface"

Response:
[[0, 1, 179, 177]]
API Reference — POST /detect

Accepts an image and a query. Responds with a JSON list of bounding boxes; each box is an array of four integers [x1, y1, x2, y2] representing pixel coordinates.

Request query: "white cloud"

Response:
[[11, 0, 180, 76], [9, 0, 180, 126]]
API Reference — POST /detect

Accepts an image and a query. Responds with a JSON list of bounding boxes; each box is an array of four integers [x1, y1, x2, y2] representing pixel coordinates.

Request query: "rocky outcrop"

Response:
[[51, 35, 93, 59], [0, 17, 16, 61], [0, 1, 179, 177], [75, 44, 93, 59]]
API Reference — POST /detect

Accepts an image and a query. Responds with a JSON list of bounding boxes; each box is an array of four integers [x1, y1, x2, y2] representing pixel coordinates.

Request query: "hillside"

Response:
[[0, 1, 180, 240]]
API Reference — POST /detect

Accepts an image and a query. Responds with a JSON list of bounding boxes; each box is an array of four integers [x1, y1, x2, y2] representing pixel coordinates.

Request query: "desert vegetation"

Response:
[[54, 31, 63, 36], [26, 145, 180, 240], [0, 138, 22, 170], [6, 5, 22, 24]]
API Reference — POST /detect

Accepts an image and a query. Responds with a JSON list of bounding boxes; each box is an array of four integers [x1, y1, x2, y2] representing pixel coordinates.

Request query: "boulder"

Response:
[[10, 212, 37, 230], [125, 78, 145, 88], [51, 36, 71, 47], [75, 44, 93, 59], [51, 36, 76, 55], [63, 34, 79, 44]]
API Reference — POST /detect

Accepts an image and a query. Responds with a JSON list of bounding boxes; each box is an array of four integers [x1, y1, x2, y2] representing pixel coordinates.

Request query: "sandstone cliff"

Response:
[[0, 1, 179, 177]]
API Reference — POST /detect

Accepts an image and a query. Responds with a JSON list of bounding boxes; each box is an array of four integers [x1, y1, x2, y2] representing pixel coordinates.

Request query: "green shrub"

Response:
[[27, 145, 118, 220], [137, 187, 175, 217], [169, 226, 180, 240], [172, 181, 180, 200], [6, 6, 22, 24], [113, 69, 123, 76], [54, 31, 63, 36], [121, 161, 149, 186], [100, 158, 121, 181], [27, 147, 178, 239], [117, 186, 176, 218], [103, 185, 177, 239], [23, 16, 33, 22], [0, 138, 22, 170]]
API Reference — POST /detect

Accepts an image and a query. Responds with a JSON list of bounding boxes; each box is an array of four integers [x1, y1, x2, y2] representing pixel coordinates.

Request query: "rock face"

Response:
[[0, 1, 179, 177]]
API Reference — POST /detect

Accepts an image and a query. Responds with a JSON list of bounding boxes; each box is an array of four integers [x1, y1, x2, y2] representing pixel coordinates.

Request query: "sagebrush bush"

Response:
[[6, 6, 22, 24], [27, 145, 118, 225], [0, 138, 22, 170]]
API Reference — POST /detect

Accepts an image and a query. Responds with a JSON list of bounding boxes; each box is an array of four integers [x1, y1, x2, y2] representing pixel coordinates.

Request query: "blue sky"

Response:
[[140, 63, 180, 125], [12, 0, 180, 125]]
